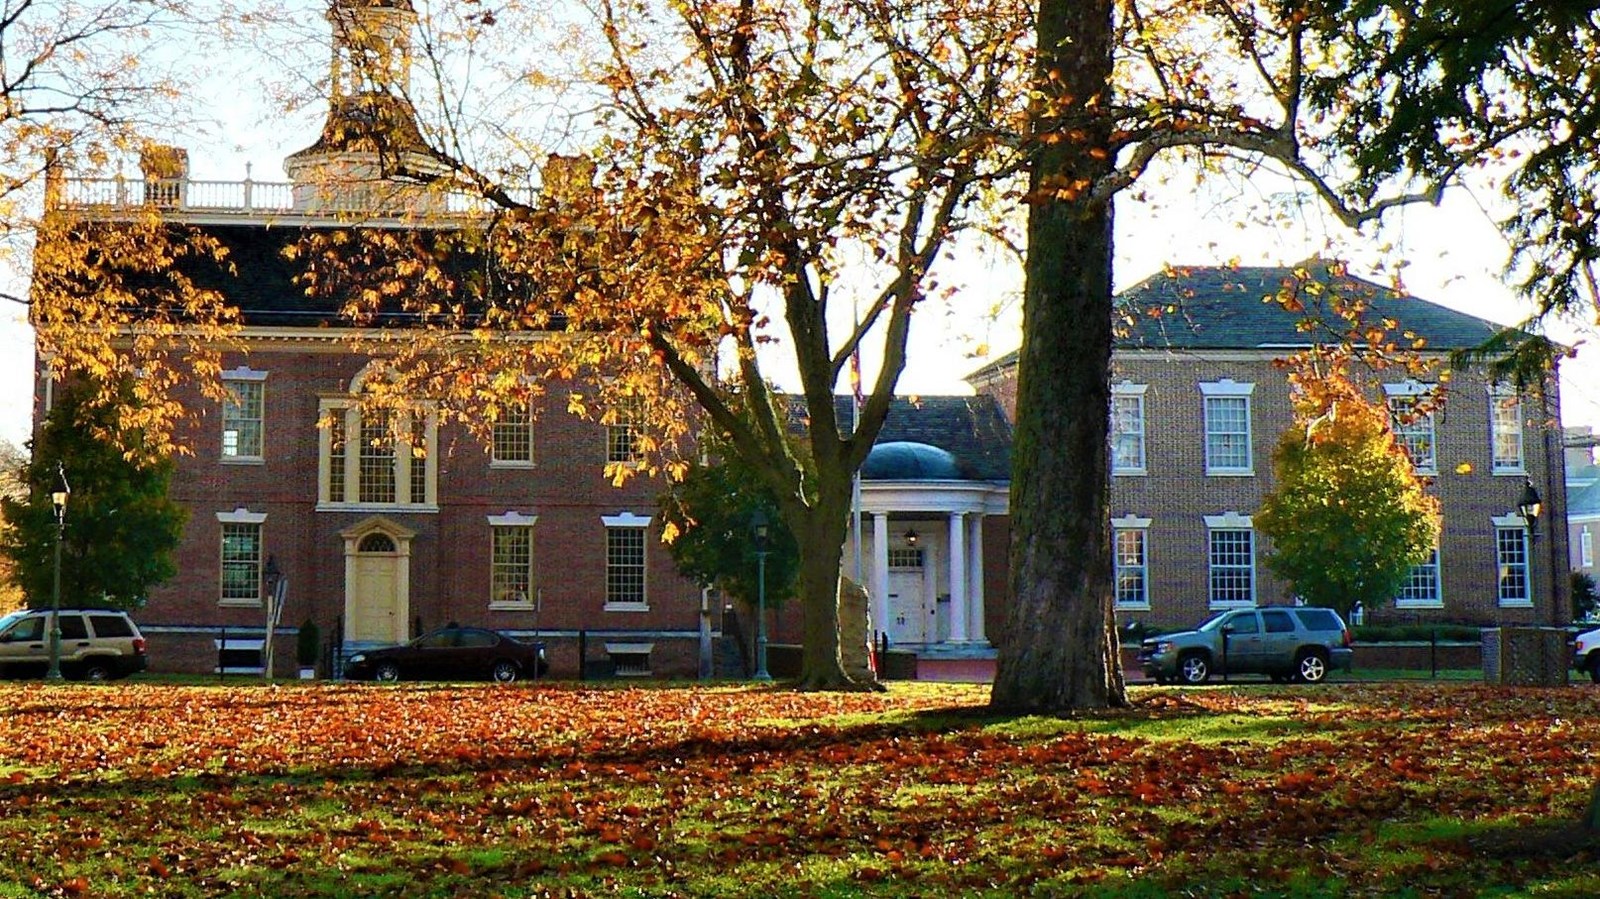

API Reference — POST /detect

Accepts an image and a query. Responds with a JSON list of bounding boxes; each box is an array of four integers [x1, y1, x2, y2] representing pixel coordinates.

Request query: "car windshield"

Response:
[[0, 611, 24, 634], [1196, 611, 1234, 632]]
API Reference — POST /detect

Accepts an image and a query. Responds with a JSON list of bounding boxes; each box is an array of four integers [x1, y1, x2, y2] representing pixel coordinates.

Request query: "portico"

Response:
[[853, 441, 1009, 651]]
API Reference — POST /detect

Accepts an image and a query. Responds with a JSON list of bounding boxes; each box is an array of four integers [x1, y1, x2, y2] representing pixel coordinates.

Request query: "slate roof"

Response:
[[1569, 480, 1600, 518], [967, 262, 1510, 379], [834, 395, 1012, 482], [60, 220, 554, 329]]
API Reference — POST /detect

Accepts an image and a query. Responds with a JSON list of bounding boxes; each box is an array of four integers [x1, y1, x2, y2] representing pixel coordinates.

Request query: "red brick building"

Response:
[[29, 0, 1019, 677], [969, 264, 1570, 630]]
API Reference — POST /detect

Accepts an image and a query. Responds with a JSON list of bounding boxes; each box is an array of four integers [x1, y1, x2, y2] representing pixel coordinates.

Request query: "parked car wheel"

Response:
[[79, 661, 113, 682], [1295, 649, 1329, 684], [1588, 655, 1600, 685], [374, 661, 401, 682], [490, 660, 519, 683], [1178, 652, 1211, 685]]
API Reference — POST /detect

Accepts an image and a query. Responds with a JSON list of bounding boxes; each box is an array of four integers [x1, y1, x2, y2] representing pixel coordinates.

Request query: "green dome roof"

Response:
[[863, 442, 962, 480]]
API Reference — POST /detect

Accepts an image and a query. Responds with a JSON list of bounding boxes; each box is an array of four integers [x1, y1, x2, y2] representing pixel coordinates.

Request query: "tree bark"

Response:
[[990, 0, 1128, 712], [787, 478, 878, 691]]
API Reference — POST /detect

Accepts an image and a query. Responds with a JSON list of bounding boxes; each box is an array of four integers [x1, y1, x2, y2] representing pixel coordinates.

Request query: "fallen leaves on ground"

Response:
[[0, 681, 1596, 897]]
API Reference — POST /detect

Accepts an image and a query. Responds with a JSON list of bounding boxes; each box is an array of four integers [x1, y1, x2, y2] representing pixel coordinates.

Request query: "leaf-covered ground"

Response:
[[1, 681, 1597, 897]]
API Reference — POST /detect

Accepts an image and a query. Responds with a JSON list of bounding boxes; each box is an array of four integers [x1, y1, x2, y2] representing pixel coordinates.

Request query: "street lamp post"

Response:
[[750, 509, 772, 682], [1519, 479, 1543, 616], [45, 484, 69, 681]]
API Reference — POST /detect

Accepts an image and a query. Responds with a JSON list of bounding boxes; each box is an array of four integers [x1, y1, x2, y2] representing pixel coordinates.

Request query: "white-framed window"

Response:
[[1200, 380, 1254, 475], [221, 368, 267, 461], [1492, 513, 1532, 607], [605, 397, 644, 465], [1204, 512, 1255, 607], [1583, 525, 1594, 568], [603, 512, 651, 610], [1488, 386, 1525, 474], [488, 512, 537, 609], [1396, 547, 1443, 608], [1385, 382, 1438, 475], [1110, 382, 1148, 475], [217, 508, 266, 607], [318, 398, 438, 510], [491, 407, 534, 467], [1112, 515, 1151, 609]]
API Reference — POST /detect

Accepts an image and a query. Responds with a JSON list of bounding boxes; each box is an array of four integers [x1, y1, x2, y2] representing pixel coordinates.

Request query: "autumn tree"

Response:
[[10, 0, 246, 452], [0, 440, 25, 614], [277, 0, 1031, 689], [0, 380, 186, 610], [1256, 361, 1441, 616], [994, 1, 1596, 711]]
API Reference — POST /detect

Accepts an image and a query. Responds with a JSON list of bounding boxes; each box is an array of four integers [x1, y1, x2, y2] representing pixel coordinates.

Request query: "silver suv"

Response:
[[0, 609, 149, 681], [1138, 606, 1354, 685]]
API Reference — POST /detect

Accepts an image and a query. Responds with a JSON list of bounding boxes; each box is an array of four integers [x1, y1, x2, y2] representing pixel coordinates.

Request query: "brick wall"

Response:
[[974, 350, 1570, 630], [122, 342, 707, 676]]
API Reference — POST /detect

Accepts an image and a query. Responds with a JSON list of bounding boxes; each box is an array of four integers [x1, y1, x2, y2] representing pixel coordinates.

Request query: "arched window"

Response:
[[358, 533, 397, 553]]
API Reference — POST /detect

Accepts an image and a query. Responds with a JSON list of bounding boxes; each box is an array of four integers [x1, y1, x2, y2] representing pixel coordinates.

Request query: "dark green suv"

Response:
[[1138, 606, 1354, 685]]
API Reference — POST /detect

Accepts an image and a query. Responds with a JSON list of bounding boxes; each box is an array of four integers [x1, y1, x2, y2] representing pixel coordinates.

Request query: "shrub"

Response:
[[296, 619, 321, 668]]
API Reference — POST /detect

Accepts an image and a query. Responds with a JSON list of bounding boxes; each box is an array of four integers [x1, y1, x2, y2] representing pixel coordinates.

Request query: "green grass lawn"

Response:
[[0, 680, 1596, 897]]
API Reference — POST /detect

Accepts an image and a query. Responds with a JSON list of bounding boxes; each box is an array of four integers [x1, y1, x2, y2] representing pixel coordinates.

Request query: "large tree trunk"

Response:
[[788, 469, 878, 691], [990, 0, 1128, 712]]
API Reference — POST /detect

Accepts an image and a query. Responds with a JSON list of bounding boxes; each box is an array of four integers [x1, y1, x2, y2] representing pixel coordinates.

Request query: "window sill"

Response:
[[218, 599, 264, 609], [490, 460, 536, 470], [1112, 469, 1147, 477], [1204, 470, 1255, 478], [1115, 602, 1151, 611], [1207, 600, 1256, 609], [1497, 599, 1534, 609], [603, 602, 650, 613], [1395, 600, 1444, 610], [317, 503, 440, 514], [220, 456, 265, 466], [1492, 467, 1528, 477], [488, 602, 536, 612]]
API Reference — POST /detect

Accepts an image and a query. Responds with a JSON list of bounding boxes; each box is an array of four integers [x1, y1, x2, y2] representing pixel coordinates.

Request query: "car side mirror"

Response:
[[1220, 625, 1233, 635]]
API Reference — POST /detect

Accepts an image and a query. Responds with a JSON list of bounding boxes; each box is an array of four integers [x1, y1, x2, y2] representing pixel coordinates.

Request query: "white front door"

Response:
[[345, 530, 409, 644], [886, 548, 929, 644]]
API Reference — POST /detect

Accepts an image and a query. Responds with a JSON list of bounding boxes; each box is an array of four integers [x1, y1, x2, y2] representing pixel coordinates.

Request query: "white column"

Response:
[[947, 512, 968, 642], [967, 514, 986, 643], [872, 513, 890, 642]]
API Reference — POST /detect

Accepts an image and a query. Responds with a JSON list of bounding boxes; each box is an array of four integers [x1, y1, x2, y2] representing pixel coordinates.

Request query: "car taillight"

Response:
[[1341, 628, 1352, 647], [132, 637, 147, 655]]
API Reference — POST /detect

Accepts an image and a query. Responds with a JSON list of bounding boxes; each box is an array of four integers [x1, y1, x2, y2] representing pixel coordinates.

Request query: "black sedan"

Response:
[[344, 627, 548, 683]]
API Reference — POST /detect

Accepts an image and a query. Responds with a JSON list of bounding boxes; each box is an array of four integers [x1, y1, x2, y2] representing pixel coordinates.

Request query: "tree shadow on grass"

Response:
[[1462, 819, 1600, 864]]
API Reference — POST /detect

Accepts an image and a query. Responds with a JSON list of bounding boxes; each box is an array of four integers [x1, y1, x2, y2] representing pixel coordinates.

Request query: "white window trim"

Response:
[[1395, 547, 1444, 610], [221, 369, 267, 465], [1110, 383, 1148, 477], [1492, 515, 1533, 608], [216, 507, 268, 525], [1204, 512, 1256, 608], [1487, 385, 1526, 475], [488, 512, 538, 610], [317, 397, 440, 513], [1583, 525, 1594, 569], [1200, 381, 1255, 476], [1385, 382, 1439, 476], [603, 512, 651, 611], [217, 510, 265, 608], [489, 409, 536, 469], [1112, 516, 1151, 610]]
